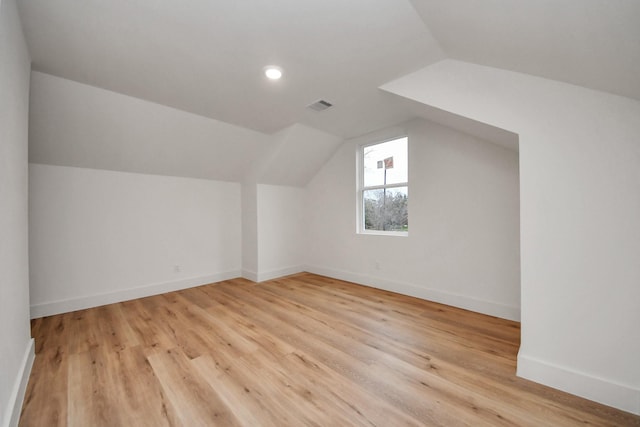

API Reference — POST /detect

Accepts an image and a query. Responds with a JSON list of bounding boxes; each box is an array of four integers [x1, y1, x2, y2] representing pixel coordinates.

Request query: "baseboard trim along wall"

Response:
[[242, 266, 304, 283], [517, 353, 640, 415], [304, 265, 521, 322], [241, 269, 259, 282], [29, 271, 241, 318], [3, 339, 35, 427], [256, 266, 304, 283]]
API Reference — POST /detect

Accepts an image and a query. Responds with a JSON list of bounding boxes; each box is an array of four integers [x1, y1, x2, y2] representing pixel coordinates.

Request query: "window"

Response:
[[359, 136, 408, 234]]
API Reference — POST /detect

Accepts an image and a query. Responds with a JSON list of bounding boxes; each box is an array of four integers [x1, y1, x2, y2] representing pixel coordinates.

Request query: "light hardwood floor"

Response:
[[20, 273, 640, 426]]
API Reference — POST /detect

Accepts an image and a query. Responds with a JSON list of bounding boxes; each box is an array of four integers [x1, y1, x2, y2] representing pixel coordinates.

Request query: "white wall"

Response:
[[241, 181, 258, 281], [305, 118, 521, 320], [28, 71, 270, 182], [382, 59, 640, 414], [256, 184, 305, 281], [29, 164, 242, 317], [0, 0, 33, 425]]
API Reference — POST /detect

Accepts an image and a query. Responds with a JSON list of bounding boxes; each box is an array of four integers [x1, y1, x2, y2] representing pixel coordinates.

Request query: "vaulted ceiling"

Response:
[[17, 0, 443, 139], [410, 0, 640, 102], [16, 0, 640, 140]]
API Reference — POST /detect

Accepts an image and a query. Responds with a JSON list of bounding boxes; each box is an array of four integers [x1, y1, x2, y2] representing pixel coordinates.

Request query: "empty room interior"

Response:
[[2, 0, 640, 425]]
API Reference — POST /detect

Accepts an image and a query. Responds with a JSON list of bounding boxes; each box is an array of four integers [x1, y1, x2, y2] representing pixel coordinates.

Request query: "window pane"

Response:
[[363, 187, 408, 232], [363, 137, 408, 187]]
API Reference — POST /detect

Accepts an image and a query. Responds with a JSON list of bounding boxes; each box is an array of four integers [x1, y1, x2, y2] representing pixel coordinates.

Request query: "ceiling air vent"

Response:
[[307, 99, 333, 112]]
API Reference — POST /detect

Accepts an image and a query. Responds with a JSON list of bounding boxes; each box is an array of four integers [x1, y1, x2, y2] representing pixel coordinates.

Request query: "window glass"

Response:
[[363, 187, 408, 232], [363, 137, 408, 187], [360, 137, 408, 234]]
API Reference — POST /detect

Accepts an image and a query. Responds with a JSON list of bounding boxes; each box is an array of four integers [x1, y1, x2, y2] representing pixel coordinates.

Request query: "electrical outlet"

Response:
[[174, 265, 181, 273]]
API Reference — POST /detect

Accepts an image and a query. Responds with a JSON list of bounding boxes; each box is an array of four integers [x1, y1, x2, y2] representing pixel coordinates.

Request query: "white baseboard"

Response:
[[3, 338, 35, 427], [517, 353, 640, 416], [30, 271, 241, 318], [304, 265, 520, 321], [256, 265, 304, 283], [241, 269, 258, 282], [242, 266, 304, 283]]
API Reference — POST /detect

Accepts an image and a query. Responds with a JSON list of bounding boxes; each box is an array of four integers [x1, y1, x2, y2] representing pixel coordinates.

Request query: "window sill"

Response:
[[358, 230, 408, 237]]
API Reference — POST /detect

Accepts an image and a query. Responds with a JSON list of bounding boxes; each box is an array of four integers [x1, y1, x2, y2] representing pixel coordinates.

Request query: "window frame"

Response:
[[357, 136, 409, 237]]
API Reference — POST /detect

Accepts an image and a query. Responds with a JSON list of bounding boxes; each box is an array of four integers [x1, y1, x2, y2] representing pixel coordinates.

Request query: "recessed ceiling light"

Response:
[[264, 66, 283, 80]]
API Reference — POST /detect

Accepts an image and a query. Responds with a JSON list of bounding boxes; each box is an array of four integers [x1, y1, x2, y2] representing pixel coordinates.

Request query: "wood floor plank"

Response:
[[66, 309, 100, 355], [119, 299, 176, 355], [108, 346, 180, 426], [20, 273, 640, 427], [147, 347, 242, 427], [30, 313, 71, 355], [148, 302, 216, 359], [66, 344, 180, 427], [280, 350, 425, 427], [191, 354, 289, 427], [67, 346, 121, 427], [91, 304, 140, 351], [19, 346, 68, 427], [168, 293, 259, 356]]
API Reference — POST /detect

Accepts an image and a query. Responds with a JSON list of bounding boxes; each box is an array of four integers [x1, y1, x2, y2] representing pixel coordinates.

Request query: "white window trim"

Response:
[[357, 136, 408, 236]]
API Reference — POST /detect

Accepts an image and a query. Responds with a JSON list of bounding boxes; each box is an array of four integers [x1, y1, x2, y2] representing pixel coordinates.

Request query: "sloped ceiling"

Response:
[[17, 0, 444, 139], [16, 0, 640, 183], [256, 124, 343, 187], [29, 72, 270, 182], [409, 0, 640, 101]]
